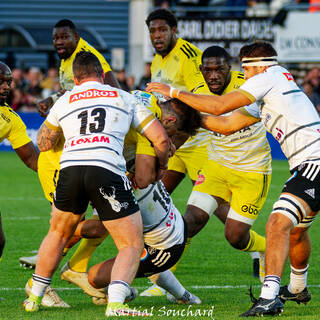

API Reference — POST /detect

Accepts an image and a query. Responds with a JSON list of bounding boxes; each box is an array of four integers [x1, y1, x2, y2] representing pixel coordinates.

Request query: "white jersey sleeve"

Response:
[[119, 91, 156, 134], [244, 103, 261, 119], [239, 72, 273, 103]]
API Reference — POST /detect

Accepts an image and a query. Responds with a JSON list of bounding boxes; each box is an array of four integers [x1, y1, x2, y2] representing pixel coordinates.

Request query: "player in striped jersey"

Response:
[[181, 46, 272, 281], [146, 41, 319, 317]]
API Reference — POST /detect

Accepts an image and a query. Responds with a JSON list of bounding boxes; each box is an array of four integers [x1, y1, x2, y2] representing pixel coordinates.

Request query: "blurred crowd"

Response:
[[155, 0, 319, 17], [5, 62, 152, 112]]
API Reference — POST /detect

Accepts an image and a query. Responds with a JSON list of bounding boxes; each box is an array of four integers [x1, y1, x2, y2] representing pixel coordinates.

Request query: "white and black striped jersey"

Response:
[[241, 65, 320, 170], [45, 81, 155, 175], [134, 181, 184, 249]]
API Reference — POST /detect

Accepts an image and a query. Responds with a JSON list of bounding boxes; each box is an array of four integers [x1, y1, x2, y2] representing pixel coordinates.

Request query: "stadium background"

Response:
[[1, 1, 320, 318]]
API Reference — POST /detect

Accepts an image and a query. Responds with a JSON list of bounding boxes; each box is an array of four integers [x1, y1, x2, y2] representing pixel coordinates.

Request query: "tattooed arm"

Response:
[[37, 122, 62, 152]]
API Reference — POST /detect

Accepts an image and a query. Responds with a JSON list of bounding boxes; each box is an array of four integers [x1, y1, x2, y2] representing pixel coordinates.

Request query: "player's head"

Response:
[[53, 19, 79, 59], [146, 9, 178, 56], [73, 51, 104, 84], [200, 46, 232, 95], [0, 62, 12, 104], [159, 98, 201, 137], [239, 41, 278, 80]]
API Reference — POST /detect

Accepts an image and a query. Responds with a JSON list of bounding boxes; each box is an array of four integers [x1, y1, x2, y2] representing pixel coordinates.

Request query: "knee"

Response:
[[266, 213, 293, 236], [88, 265, 101, 289], [225, 228, 245, 249], [184, 205, 210, 238]]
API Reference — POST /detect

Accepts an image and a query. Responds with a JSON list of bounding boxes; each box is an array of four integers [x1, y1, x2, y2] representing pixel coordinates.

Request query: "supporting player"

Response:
[[184, 46, 271, 282], [147, 41, 319, 317], [0, 61, 39, 300], [23, 51, 169, 316], [60, 90, 202, 305], [142, 7, 210, 297]]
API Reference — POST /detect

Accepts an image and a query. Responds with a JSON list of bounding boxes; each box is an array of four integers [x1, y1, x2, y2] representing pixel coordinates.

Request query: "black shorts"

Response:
[[135, 219, 187, 278], [283, 162, 320, 212], [54, 166, 139, 220]]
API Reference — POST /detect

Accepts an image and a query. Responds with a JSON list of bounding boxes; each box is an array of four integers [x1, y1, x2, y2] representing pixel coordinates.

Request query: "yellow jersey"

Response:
[[59, 37, 111, 91], [196, 71, 272, 174], [0, 103, 31, 149], [151, 38, 205, 92], [38, 38, 112, 201]]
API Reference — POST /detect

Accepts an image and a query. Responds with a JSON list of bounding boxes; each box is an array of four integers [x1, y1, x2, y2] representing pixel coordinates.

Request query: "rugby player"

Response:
[[19, 18, 120, 302], [142, 7, 210, 297], [23, 51, 169, 316], [0, 61, 39, 275], [184, 46, 271, 281], [147, 41, 319, 317], [59, 90, 202, 306]]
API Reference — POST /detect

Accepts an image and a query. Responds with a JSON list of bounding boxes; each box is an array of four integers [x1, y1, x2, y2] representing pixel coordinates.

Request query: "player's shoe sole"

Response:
[[60, 262, 106, 298], [19, 254, 38, 269]]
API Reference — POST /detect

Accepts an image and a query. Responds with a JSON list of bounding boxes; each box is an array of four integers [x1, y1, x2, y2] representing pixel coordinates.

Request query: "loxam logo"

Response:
[[241, 204, 259, 215]]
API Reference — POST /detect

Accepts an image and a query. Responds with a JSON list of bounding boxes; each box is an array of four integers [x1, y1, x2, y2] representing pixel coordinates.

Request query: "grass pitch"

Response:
[[0, 152, 319, 319]]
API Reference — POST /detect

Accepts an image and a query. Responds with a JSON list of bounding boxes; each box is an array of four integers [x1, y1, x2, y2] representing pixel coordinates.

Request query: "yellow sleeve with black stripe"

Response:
[[0, 105, 31, 149]]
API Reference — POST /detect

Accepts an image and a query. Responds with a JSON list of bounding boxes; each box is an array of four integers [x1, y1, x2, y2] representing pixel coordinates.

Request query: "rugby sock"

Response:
[[31, 274, 51, 297], [260, 275, 280, 300], [288, 264, 308, 294], [151, 270, 185, 298], [249, 252, 259, 259], [108, 280, 130, 303], [241, 230, 266, 253], [69, 237, 106, 272], [169, 237, 191, 273]]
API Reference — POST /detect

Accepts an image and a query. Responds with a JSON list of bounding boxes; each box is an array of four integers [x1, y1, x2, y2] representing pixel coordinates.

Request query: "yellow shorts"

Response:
[[38, 150, 61, 202], [193, 160, 271, 223], [168, 144, 208, 181]]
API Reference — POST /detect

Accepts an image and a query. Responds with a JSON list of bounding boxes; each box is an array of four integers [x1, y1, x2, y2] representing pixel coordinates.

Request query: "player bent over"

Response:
[[23, 51, 169, 317]]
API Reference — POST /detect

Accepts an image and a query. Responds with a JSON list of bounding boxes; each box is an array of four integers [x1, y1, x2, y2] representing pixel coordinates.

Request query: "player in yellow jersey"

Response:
[[147, 46, 272, 283], [20, 19, 120, 306], [146, 8, 209, 194], [0, 62, 39, 298]]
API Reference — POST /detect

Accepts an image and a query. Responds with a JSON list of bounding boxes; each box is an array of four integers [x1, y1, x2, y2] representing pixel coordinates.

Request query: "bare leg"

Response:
[[102, 211, 143, 285], [35, 205, 83, 278]]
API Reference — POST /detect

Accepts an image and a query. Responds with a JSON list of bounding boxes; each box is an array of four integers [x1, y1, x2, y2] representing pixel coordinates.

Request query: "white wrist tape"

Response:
[[169, 86, 180, 98]]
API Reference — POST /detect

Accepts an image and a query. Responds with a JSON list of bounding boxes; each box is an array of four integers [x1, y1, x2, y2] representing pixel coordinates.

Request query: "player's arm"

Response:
[[134, 154, 157, 189], [37, 121, 62, 152], [14, 141, 39, 172], [146, 82, 252, 115], [201, 108, 260, 135], [141, 119, 170, 180]]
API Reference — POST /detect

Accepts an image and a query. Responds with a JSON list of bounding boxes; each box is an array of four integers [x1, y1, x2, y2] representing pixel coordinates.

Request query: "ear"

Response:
[[172, 26, 177, 34], [101, 70, 105, 81], [74, 31, 80, 42], [199, 64, 203, 73], [163, 115, 176, 127], [74, 76, 80, 85]]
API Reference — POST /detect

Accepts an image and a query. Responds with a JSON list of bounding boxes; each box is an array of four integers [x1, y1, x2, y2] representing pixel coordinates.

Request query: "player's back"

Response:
[[48, 82, 144, 175]]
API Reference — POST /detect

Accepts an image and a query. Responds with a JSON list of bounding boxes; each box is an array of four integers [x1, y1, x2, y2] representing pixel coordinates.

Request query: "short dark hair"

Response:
[[146, 9, 177, 28], [160, 99, 201, 136], [54, 19, 77, 31], [202, 46, 231, 64], [73, 51, 103, 82], [239, 41, 277, 60]]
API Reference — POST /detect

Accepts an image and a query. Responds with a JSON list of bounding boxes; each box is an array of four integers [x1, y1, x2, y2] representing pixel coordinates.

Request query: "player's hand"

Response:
[[37, 97, 53, 117], [146, 82, 171, 97], [168, 138, 176, 157]]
